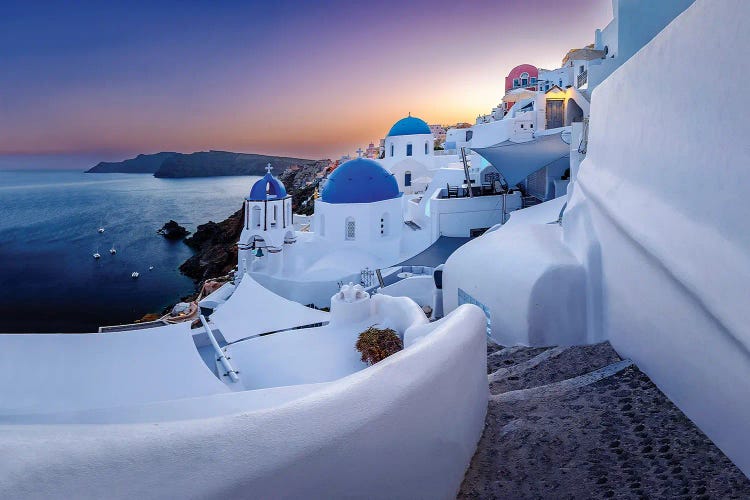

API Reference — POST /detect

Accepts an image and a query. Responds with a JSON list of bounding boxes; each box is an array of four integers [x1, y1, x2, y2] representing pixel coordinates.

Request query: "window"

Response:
[[406, 143, 412, 156], [530, 77, 537, 84], [466, 130, 473, 141], [272, 205, 277, 225], [252, 206, 261, 228], [345, 217, 356, 240], [405, 171, 412, 187], [390, 143, 394, 157], [579, 65, 585, 74], [513, 78, 519, 87], [424, 141, 429, 154], [520, 72, 528, 86]]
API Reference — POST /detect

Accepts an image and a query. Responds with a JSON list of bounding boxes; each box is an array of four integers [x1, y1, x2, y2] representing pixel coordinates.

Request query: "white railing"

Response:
[[199, 314, 239, 383]]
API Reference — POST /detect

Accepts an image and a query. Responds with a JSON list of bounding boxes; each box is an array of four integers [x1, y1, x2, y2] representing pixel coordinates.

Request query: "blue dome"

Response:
[[387, 115, 431, 137], [247, 172, 287, 201], [321, 158, 400, 204]]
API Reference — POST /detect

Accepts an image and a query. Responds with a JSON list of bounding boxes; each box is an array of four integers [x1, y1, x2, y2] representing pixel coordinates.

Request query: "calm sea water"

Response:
[[0, 170, 258, 333]]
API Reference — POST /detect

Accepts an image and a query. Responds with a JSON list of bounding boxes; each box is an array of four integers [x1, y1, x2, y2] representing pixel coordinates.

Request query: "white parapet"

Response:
[[567, 0, 750, 474], [0, 304, 488, 499]]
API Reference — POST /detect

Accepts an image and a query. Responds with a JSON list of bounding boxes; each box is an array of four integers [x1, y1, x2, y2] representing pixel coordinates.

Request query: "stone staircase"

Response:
[[459, 341, 750, 499], [521, 196, 542, 209]]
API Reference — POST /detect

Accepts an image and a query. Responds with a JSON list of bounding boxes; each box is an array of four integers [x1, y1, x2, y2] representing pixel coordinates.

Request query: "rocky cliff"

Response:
[[86, 152, 177, 173], [178, 160, 330, 281], [154, 151, 321, 178], [179, 206, 245, 281], [86, 150, 326, 178]]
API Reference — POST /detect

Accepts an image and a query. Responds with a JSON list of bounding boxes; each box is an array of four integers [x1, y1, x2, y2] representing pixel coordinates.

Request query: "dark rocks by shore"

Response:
[[157, 220, 190, 240], [177, 161, 330, 282], [179, 206, 245, 281]]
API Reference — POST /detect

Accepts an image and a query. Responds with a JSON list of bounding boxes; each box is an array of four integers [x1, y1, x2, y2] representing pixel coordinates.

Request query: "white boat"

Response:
[[109, 246, 116, 255], [131, 272, 140, 279], [148, 266, 154, 270], [93, 252, 101, 259], [98, 227, 105, 234]]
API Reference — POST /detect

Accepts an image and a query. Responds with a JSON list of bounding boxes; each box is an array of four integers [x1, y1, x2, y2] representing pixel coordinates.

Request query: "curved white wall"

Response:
[[566, 0, 750, 473], [443, 221, 586, 346], [0, 323, 228, 416], [0, 305, 488, 499]]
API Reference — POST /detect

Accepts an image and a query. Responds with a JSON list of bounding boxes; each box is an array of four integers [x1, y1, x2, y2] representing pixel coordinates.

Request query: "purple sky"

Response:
[[0, 0, 612, 166]]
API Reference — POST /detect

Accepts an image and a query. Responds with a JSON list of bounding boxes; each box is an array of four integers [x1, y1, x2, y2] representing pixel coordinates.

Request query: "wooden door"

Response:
[[546, 99, 564, 129]]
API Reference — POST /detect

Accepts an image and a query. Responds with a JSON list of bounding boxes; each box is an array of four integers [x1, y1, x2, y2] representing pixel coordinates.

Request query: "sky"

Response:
[[0, 0, 612, 167]]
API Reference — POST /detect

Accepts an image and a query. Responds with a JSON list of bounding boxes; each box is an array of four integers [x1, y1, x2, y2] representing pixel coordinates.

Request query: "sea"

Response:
[[0, 170, 259, 333]]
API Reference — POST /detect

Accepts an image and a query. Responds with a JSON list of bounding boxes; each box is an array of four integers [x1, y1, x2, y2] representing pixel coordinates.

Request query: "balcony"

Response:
[[577, 70, 588, 88]]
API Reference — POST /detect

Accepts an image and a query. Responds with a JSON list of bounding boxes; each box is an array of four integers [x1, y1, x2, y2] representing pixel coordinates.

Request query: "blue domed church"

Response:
[[377, 114, 439, 194], [237, 165, 296, 276], [236, 159, 406, 287], [314, 157, 404, 261]]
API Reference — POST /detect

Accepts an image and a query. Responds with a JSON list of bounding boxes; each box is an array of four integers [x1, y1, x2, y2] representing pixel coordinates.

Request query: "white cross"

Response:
[[265, 163, 273, 174], [356, 148, 364, 158]]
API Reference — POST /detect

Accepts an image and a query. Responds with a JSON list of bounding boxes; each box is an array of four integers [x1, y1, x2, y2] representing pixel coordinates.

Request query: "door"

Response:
[[546, 99, 564, 129]]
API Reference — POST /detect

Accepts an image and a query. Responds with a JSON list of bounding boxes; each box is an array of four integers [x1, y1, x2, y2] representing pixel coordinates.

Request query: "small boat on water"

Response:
[[109, 245, 116, 255], [131, 272, 140, 279], [93, 252, 101, 260], [98, 227, 105, 234], [148, 266, 154, 271]]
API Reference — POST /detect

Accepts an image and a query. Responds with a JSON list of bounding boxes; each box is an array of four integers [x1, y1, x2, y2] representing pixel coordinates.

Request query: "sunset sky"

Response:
[[0, 0, 612, 166]]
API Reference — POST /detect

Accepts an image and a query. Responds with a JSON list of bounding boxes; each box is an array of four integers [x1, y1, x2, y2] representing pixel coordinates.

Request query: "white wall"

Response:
[[588, 0, 695, 89], [565, 0, 750, 474], [430, 191, 522, 239], [0, 323, 228, 416], [378, 275, 435, 308], [443, 221, 587, 346], [315, 197, 403, 263], [0, 304, 489, 500], [379, 133, 435, 191], [467, 119, 514, 148], [538, 66, 573, 90]]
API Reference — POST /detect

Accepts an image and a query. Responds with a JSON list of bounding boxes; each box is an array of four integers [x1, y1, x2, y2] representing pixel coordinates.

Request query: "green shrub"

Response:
[[355, 327, 403, 365]]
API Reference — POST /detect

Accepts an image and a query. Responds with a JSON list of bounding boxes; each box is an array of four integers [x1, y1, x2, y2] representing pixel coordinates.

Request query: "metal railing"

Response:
[[577, 70, 588, 88], [199, 314, 239, 383]]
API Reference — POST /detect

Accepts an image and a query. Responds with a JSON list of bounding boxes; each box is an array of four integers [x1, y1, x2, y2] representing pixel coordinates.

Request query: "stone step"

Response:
[[491, 358, 633, 403], [489, 342, 622, 394], [486, 345, 551, 375], [460, 361, 750, 499]]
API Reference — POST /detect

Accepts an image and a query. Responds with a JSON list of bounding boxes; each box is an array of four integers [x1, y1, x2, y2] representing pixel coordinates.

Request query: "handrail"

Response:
[[375, 268, 385, 288], [199, 314, 239, 383], [460, 147, 473, 198]]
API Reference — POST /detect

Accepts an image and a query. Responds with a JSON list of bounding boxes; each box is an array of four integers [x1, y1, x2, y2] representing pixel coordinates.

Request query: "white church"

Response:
[[236, 159, 428, 305]]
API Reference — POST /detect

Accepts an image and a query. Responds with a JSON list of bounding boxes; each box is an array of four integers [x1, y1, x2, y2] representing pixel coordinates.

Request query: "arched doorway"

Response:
[[565, 99, 584, 125]]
